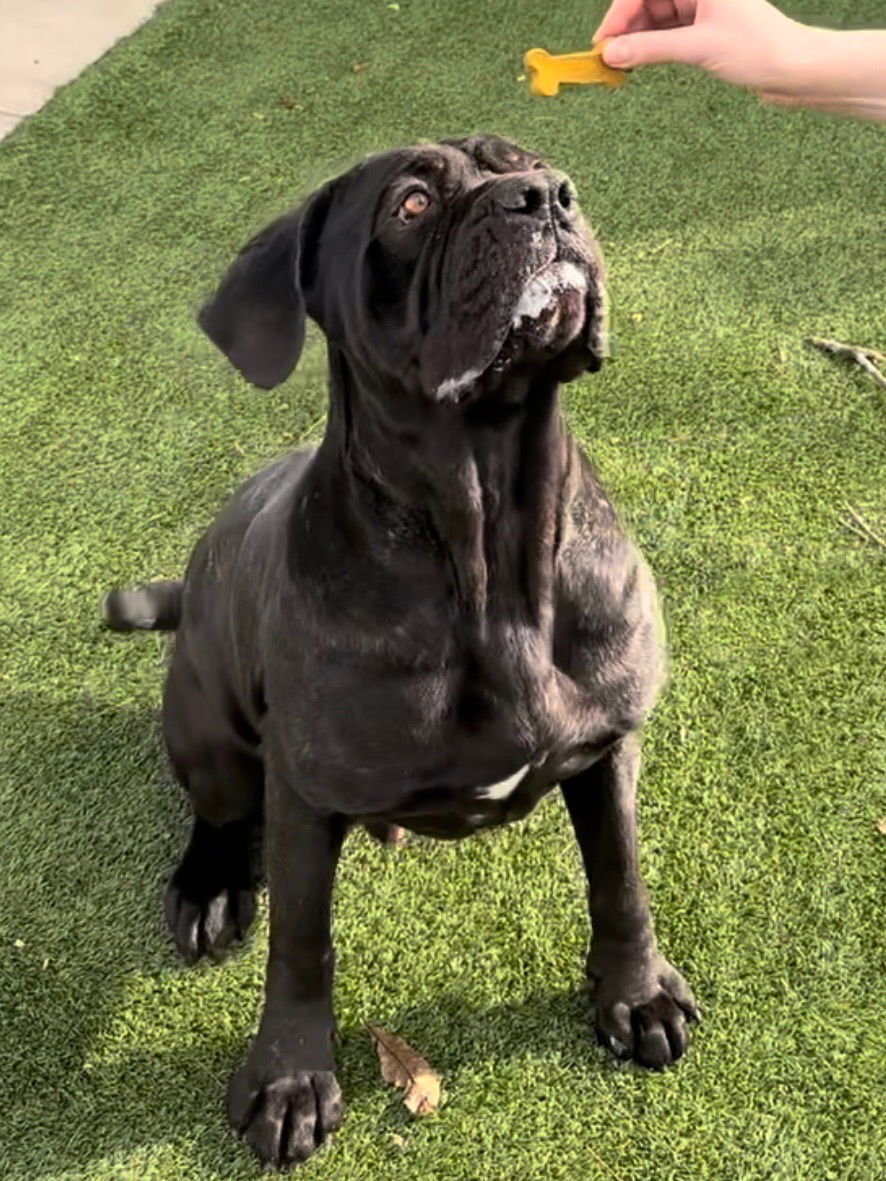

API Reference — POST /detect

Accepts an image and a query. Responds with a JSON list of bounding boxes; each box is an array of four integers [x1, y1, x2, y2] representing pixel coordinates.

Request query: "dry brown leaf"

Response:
[[876, 818, 886, 836], [367, 1025, 442, 1116]]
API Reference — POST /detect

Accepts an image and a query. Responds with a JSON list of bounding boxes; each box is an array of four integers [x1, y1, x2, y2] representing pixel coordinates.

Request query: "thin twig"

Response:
[[844, 502, 886, 547], [806, 336, 886, 390], [840, 502, 886, 551], [294, 411, 328, 445], [842, 519, 875, 546], [585, 1142, 626, 1181], [807, 336, 886, 364]]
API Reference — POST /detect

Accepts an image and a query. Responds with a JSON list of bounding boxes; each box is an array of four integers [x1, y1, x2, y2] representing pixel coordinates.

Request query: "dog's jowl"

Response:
[[105, 136, 698, 1169]]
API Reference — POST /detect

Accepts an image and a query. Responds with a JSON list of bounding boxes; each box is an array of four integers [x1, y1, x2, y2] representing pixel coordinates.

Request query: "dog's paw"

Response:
[[588, 950, 699, 1069], [227, 1061, 343, 1168], [164, 878, 256, 964]]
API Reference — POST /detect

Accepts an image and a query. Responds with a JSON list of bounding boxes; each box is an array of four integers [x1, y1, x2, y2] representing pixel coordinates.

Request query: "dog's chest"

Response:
[[473, 763, 530, 801], [288, 628, 614, 832]]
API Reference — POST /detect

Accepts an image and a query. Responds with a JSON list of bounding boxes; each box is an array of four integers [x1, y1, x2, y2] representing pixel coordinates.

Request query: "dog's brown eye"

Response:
[[398, 190, 430, 221]]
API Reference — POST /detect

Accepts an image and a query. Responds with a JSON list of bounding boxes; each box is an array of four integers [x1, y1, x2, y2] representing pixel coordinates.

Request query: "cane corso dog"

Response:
[[105, 135, 698, 1168]]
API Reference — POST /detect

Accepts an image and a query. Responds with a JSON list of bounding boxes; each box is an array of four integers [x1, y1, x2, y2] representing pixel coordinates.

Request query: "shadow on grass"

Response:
[[0, 690, 187, 1175], [5, 988, 604, 1180], [0, 692, 615, 1178]]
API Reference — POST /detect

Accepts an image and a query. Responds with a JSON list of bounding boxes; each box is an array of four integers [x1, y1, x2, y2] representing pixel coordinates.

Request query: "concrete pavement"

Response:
[[0, 0, 162, 139]]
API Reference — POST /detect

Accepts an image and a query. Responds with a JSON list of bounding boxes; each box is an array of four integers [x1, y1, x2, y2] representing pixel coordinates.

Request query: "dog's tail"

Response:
[[102, 580, 183, 632]]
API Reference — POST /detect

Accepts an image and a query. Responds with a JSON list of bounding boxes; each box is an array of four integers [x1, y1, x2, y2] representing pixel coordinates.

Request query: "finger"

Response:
[[673, 0, 698, 22], [594, 0, 655, 43], [595, 0, 691, 42], [646, 0, 685, 29], [601, 24, 705, 69]]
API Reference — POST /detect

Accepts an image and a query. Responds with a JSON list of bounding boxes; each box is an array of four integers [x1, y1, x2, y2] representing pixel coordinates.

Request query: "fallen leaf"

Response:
[[352, 62, 369, 74], [876, 818, 886, 835], [368, 1025, 441, 1116]]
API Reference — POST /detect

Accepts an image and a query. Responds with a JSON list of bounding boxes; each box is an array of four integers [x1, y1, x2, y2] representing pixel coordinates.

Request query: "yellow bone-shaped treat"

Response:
[[524, 45, 628, 96]]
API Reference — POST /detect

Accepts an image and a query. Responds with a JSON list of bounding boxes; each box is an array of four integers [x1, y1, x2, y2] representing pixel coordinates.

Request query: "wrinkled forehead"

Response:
[[351, 137, 545, 198], [309, 138, 550, 257]]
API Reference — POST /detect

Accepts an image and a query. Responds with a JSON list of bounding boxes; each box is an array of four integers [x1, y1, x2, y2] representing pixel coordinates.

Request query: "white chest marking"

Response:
[[475, 763, 530, 801]]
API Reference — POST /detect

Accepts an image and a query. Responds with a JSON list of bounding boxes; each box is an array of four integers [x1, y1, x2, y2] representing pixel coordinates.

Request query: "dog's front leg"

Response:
[[561, 734, 699, 1068], [227, 761, 346, 1168]]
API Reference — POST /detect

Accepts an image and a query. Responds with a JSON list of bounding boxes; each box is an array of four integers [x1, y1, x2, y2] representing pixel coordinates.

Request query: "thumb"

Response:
[[602, 26, 704, 69]]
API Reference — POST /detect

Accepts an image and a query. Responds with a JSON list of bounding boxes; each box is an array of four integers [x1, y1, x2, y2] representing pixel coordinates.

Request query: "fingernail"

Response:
[[603, 39, 631, 67]]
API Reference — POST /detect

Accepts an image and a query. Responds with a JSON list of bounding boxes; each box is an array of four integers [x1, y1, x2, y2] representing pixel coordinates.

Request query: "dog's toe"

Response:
[[228, 1066, 343, 1168], [165, 881, 255, 963], [591, 953, 699, 1069], [630, 993, 690, 1068]]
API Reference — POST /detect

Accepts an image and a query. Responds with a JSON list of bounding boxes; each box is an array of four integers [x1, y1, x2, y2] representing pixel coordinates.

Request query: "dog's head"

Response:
[[199, 136, 607, 402]]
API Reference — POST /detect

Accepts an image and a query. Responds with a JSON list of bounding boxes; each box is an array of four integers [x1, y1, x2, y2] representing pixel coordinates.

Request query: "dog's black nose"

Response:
[[493, 172, 575, 219]]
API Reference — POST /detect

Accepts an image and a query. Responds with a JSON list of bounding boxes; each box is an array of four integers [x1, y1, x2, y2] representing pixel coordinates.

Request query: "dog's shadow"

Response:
[[0, 688, 217, 1179], [1, 691, 608, 1179]]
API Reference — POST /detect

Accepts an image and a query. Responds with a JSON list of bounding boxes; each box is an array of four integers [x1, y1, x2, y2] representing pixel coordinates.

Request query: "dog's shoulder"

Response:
[[554, 445, 664, 715], [556, 445, 641, 604], [186, 449, 316, 575]]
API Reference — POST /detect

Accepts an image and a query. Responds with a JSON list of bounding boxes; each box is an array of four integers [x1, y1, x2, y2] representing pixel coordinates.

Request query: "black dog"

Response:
[[105, 135, 698, 1169]]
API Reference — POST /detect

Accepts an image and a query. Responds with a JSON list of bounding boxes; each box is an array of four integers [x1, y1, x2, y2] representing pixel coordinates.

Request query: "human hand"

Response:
[[593, 1, 886, 121], [593, 0, 813, 92]]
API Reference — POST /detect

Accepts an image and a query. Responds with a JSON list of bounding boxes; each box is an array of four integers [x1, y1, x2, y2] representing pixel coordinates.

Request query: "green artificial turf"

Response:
[[1, 0, 885, 1176]]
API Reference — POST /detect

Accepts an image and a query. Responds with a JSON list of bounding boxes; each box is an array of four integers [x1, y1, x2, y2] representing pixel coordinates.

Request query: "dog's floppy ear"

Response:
[[198, 183, 337, 389]]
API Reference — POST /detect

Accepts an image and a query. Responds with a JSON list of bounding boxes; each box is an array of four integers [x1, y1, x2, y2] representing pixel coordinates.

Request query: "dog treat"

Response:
[[524, 44, 628, 96]]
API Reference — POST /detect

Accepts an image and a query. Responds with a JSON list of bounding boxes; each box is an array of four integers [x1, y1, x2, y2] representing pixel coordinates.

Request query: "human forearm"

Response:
[[762, 28, 886, 121]]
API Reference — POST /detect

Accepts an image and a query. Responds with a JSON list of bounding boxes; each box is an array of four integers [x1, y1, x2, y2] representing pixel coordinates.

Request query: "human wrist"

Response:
[[773, 26, 886, 101], [760, 22, 833, 97]]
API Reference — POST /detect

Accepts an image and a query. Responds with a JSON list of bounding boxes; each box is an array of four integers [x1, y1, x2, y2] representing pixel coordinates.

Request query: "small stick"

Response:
[[840, 502, 886, 551], [806, 336, 886, 390]]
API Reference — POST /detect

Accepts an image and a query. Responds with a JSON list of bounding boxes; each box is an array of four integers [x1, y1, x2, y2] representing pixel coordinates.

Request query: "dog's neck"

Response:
[[318, 347, 574, 632]]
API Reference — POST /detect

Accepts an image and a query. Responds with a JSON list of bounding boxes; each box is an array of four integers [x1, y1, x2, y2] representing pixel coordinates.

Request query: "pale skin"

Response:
[[595, 0, 886, 122]]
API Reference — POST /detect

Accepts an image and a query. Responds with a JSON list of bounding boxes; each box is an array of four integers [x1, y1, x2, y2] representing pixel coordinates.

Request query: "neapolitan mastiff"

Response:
[[105, 135, 698, 1169]]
